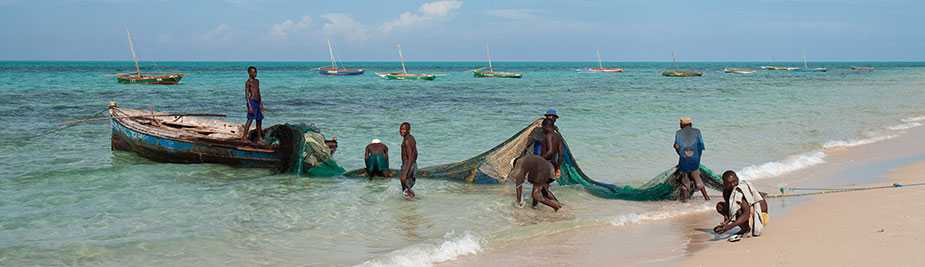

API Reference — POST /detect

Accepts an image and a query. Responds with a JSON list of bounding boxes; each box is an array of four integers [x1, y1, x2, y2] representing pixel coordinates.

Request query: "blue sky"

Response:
[[1, 0, 923, 61]]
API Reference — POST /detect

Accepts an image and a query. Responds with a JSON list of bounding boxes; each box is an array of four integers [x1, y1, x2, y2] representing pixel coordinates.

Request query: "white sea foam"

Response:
[[901, 116, 925, 123], [357, 231, 482, 267], [887, 122, 923, 131], [610, 203, 714, 226], [822, 135, 897, 149], [736, 151, 827, 180]]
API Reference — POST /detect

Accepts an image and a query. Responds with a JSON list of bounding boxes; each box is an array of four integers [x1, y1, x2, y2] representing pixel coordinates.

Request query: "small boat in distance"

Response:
[[761, 66, 800, 71], [115, 30, 185, 85], [376, 44, 436, 80], [317, 40, 365, 76], [662, 52, 703, 77], [724, 68, 756, 74], [587, 50, 624, 73], [473, 45, 522, 78], [800, 51, 827, 72], [850, 66, 875, 72]]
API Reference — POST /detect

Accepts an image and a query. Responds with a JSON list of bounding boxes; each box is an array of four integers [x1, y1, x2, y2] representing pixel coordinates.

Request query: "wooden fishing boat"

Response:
[[850, 66, 875, 72], [116, 30, 184, 85], [662, 70, 704, 77], [761, 66, 800, 71], [378, 44, 436, 81], [473, 45, 522, 78], [662, 52, 703, 77], [587, 50, 624, 73], [473, 68, 522, 78], [317, 40, 365, 76], [376, 72, 436, 80], [723, 68, 756, 74]]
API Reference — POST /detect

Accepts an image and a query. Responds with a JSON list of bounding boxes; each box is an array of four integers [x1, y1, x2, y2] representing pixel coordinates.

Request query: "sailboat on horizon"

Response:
[[473, 45, 522, 78], [586, 49, 624, 73], [376, 44, 436, 81], [800, 51, 827, 72], [115, 30, 184, 85], [317, 40, 365, 76], [661, 51, 703, 77]]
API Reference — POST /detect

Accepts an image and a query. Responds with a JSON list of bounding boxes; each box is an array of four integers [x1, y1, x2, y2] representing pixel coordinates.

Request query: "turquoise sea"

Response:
[[2, 61, 925, 266]]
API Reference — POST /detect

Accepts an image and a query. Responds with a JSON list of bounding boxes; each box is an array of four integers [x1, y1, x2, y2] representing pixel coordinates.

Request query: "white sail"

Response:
[[397, 44, 407, 74], [486, 45, 493, 72], [126, 30, 141, 78], [596, 49, 603, 69], [327, 39, 338, 70]]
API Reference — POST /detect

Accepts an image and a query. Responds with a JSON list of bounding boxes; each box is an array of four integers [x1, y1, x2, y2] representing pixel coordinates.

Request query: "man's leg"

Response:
[[678, 171, 691, 202], [692, 169, 710, 200], [255, 120, 263, 142], [532, 184, 561, 211], [241, 119, 253, 142]]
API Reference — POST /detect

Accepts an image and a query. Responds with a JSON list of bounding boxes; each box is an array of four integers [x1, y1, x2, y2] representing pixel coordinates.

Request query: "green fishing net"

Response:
[[347, 119, 724, 201], [264, 123, 345, 177]]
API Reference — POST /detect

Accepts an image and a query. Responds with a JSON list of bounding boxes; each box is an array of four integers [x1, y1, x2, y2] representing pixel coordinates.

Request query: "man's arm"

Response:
[[723, 197, 751, 232], [673, 133, 681, 154], [364, 146, 370, 161], [384, 146, 389, 162], [255, 80, 263, 111], [698, 132, 705, 151], [245, 81, 253, 112]]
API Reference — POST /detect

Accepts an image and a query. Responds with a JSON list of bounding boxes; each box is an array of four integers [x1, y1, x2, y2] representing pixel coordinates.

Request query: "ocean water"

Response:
[[1, 61, 925, 266]]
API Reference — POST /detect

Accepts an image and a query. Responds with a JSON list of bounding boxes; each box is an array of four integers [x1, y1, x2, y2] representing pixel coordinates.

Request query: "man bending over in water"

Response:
[[364, 139, 389, 178], [399, 122, 418, 200], [241, 66, 264, 144], [510, 154, 561, 211], [714, 170, 769, 241], [674, 116, 708, 201]]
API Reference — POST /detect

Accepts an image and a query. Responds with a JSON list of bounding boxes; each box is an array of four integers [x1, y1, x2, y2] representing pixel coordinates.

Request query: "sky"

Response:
[[1, 0, 923, 61]]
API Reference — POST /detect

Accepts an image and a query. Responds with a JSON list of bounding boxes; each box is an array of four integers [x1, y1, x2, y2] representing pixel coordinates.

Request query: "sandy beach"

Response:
[[681, 162, 925, 267], [442, 121, 925, 267]]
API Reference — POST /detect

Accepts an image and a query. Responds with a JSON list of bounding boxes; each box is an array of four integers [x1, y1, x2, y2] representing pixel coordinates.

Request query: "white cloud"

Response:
[[321, 13, 369, 42], [380, 0, 463, 33], [201, 24, 232, 42], [484, 9, 541, 21], [270, 16, 313, 40]]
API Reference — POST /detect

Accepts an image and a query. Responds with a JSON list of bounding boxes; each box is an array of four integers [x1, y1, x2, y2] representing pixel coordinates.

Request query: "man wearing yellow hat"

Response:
[[674, 116, 709, 202]]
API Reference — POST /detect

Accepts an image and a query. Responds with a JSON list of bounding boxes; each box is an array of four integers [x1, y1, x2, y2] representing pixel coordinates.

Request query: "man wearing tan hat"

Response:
[[674, 116, 709, 202]]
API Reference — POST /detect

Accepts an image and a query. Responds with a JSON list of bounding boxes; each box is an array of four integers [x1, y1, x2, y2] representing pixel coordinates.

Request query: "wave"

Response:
[[901, 116, 925, 123], [357, 231, 482, 267], [610, 203, 714, 226], [736, 151, 827, 181], [822, 135, 897, 149], [888, 122, 923, 131]]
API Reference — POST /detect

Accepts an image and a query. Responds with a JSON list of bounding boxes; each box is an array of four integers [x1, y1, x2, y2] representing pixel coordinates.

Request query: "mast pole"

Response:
[[672, 51, 677, 69], [597, 49, 603, 69], [486, 45, 493, 72], [327, 39, 338, 70], [397, 44, 407, 74], [126, 30, 141, 78]]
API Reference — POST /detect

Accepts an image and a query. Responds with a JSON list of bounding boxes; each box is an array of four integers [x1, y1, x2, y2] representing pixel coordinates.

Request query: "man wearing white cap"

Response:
[[674, 116, 709, 202], [365, 139, 389, 178]]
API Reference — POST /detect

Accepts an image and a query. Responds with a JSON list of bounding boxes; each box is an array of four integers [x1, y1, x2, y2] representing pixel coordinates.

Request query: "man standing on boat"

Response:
[[365, 139, 389, 178], [399, 122, 418, 200], [674, 116, 709, 202], [241, 66, 264, 144]]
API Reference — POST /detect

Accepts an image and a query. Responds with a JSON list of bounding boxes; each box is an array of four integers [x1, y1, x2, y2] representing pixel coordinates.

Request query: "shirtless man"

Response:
[[241, 66, 264, 143], [541, 118, 564, 178], [364, 139, 389, 178], [399, 122, 418, 200], [510, 154, 561, 211], [714, 171, 769, 240]]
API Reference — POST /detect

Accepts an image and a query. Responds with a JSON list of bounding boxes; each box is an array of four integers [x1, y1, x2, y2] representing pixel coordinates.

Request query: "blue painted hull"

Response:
[[110, 116, 283, 169]]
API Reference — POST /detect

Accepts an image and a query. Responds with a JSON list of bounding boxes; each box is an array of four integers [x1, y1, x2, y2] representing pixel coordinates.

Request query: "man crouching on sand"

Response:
[[714, 170, 769, 240], [510, 154, 561, 211]]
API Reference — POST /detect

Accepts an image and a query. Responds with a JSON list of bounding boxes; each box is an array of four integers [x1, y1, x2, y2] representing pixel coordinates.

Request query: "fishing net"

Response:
[[347, 119, 723, 201], [264, 123, 345, 177]]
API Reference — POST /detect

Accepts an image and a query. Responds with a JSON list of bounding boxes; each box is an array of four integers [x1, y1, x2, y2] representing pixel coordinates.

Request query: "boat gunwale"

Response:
[[110, 107, 276, 153]]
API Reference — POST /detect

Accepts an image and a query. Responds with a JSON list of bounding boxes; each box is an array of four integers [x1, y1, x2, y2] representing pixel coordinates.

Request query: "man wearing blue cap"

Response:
[[544, 108, 559, 127]]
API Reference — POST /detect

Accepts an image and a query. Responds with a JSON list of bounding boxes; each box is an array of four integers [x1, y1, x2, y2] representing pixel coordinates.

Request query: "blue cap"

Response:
[[545, 108, 559, 118]]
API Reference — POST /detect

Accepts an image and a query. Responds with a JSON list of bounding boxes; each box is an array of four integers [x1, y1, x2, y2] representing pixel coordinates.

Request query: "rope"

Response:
[[766, 182, 925, 199]]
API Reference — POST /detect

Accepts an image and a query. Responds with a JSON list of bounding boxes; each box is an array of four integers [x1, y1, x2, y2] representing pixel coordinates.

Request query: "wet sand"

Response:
[[442, 125, 925, 266]]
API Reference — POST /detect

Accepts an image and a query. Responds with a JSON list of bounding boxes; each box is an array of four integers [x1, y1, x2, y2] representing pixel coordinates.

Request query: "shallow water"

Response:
[[1, 61, 925, 266]]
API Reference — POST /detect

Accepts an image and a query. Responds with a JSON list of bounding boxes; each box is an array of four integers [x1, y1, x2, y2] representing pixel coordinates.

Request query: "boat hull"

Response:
[[377, 72, 436, 80], [318, 67, 365, 76], [588, 68, 624, 73], [662, 70, 704, 77], [116, 73, 185, 85], [473, 69, 522, 78], [110, 111, 282, 169]]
